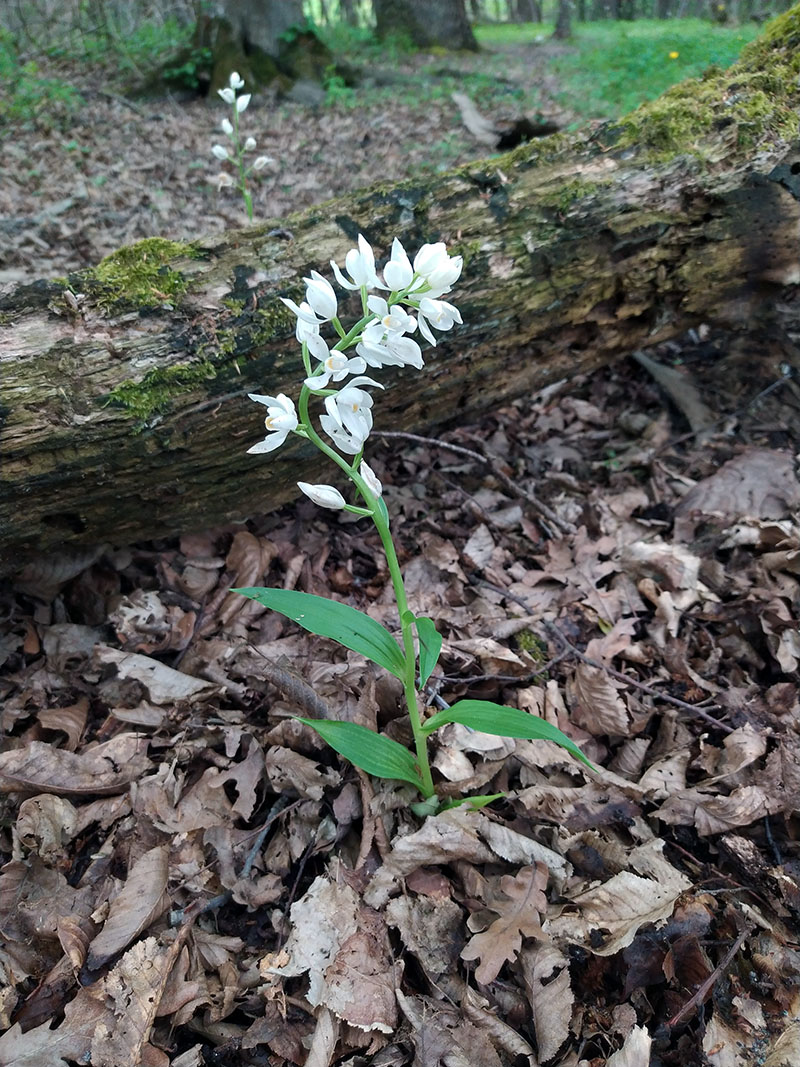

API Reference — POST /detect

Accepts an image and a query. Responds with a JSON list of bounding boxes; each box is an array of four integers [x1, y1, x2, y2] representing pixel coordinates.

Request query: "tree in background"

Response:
[[374, 0, 479, 50], [553, 0, 574, 36]]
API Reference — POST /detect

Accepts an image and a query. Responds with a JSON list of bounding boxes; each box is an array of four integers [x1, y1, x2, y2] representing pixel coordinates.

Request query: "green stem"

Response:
[[296, 387, 436, 799]]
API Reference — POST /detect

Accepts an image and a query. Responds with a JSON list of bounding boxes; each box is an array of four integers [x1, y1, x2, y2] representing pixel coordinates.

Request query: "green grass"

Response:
[[477, 18, 759, 120]]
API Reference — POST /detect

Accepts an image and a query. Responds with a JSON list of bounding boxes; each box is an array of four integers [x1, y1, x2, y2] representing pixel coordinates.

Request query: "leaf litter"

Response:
[[2, 42, 800, 1067], [2, 336, 799, 1065]]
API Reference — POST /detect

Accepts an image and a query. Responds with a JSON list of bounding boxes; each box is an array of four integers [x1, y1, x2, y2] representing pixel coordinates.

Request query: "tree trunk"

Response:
[[221, 0, 303, 58], [2, 10, 799, 572], [553, 0, 574, 35], [374, 0, 479, 50]]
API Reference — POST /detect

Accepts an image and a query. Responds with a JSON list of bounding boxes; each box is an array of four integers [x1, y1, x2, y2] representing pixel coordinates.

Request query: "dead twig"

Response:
[[374, 429, 575, 535], [667, 924, 751, 1027]]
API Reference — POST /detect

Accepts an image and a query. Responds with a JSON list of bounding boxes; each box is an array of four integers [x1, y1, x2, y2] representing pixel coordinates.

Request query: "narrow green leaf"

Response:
[[422, 700, 594, 769], [296, 718, 425, 790], [415, 616, 443, 687], [234, 587, 405, 679]]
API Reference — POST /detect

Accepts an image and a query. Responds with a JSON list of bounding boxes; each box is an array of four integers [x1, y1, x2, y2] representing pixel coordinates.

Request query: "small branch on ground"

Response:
[[668, 924, 751, 1027], [375, 430, 575, 535]]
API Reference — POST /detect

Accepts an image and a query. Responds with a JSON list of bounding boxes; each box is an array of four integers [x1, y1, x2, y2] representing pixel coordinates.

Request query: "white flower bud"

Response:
[[218, 87, 236, 105], [217, 173, 235, 188], [211, 144, 229, 161], [244, 136, 256, 151], [297, 482, 347, 510], [253, 155, 272, 170], [221, 117, 234, 136], [229, 71, 245, 89], [236, 93, 251, 113], [359, 461, 383, 497]]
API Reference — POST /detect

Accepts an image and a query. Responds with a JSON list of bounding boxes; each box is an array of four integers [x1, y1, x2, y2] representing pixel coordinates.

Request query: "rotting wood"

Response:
[[1, 9, 800, 573]]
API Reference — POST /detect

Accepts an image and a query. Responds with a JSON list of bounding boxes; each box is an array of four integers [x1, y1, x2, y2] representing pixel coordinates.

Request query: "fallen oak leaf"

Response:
[[461, 863, 548, 984]]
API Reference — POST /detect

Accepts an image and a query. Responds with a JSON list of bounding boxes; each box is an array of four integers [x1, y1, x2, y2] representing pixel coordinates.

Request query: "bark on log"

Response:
[[2, 10, 800, 573]]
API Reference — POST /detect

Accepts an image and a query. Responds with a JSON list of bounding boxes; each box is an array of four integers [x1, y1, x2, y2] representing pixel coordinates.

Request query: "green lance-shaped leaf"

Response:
[[296, 718, 426, 791], [415, 616, 443, 688], [234, 588, 406, 679], [422, 699, 595, 770]]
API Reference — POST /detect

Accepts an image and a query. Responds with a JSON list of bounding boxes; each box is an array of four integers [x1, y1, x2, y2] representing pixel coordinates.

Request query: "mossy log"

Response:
[[2, 10, 800, 573]]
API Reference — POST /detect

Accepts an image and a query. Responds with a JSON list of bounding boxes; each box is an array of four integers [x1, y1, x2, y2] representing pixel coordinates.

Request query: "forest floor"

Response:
[[1, 31, 800, 1067]]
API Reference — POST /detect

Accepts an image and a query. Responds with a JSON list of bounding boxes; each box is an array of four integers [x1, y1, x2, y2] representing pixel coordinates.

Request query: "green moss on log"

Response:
[[107, 360, 218, 423], [91, 238, 194, 311]]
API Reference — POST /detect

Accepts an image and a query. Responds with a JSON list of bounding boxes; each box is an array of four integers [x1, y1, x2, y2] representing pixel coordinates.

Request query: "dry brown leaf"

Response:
[[547, 864, 691, 956], [265, 745, 341, 800], [461, 863, 548, 983], [215, 531, 277, 628], [568, 662, 630, 735], [386, 895, 464, 977], [269, 873, 361, 1005], [367, 808, 497, 907], [109, 589, 196, 654], [93, 645, 220, 705], [0, 734, 150, 795], [658, 786, 771, 835], [35, 697, 88, 750], [92, 935, 185, 1067], [87, 845, 170, 969], [763, 1021, 800, 1067], [606, 1024, 652, 1066], [702, 1014, 755, 1066], [15, 794, 78, 862], [0, 988, 110, 1067], [397, 990, 504, 1067], [460, 986, 536, 1060], [674, 449, 800, 539], [520, 942, 574, 1062], [323, 924, 399, 1033]]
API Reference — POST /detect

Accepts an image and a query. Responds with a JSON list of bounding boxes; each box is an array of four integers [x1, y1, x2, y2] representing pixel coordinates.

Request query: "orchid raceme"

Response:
[[237, 234, 594, 812], [211, 73, 272, 221]]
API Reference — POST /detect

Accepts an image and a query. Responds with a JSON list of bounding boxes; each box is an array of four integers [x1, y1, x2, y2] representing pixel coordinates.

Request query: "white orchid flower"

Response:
[[383, 237, 416, 292], [229, 71, 245, 89], [221, 117, 234, 136], [366, 295, 416, 336], [217, 173, 235, 189], [244, 135, 257, 151], [359, 460, 383, 497], [218, 87, 236, 105], [320, 377, 382, 455], [412, 243, 463, 298], [246, 393, 299, 454], [281, 296, 324, 328], [298, 482, 347, 510], [295, 314, 321, 345], [253, 156, 272, 170], [415, 297, 463, 347], [304, 347, 367, 390], [236, 93, 251, 113], [211, 144, 229, 161], [304, 270, 338, 321], [330, 234, 381, 291], [357, 323, 423, 369]]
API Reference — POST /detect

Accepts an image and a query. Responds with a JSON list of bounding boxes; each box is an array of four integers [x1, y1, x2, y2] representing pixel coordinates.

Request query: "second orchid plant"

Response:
[[235, 234, 591, 812]]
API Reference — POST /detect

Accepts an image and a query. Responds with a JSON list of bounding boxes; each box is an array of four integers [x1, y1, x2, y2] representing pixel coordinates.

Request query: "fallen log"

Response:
[[1, 10, 799, 573]]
